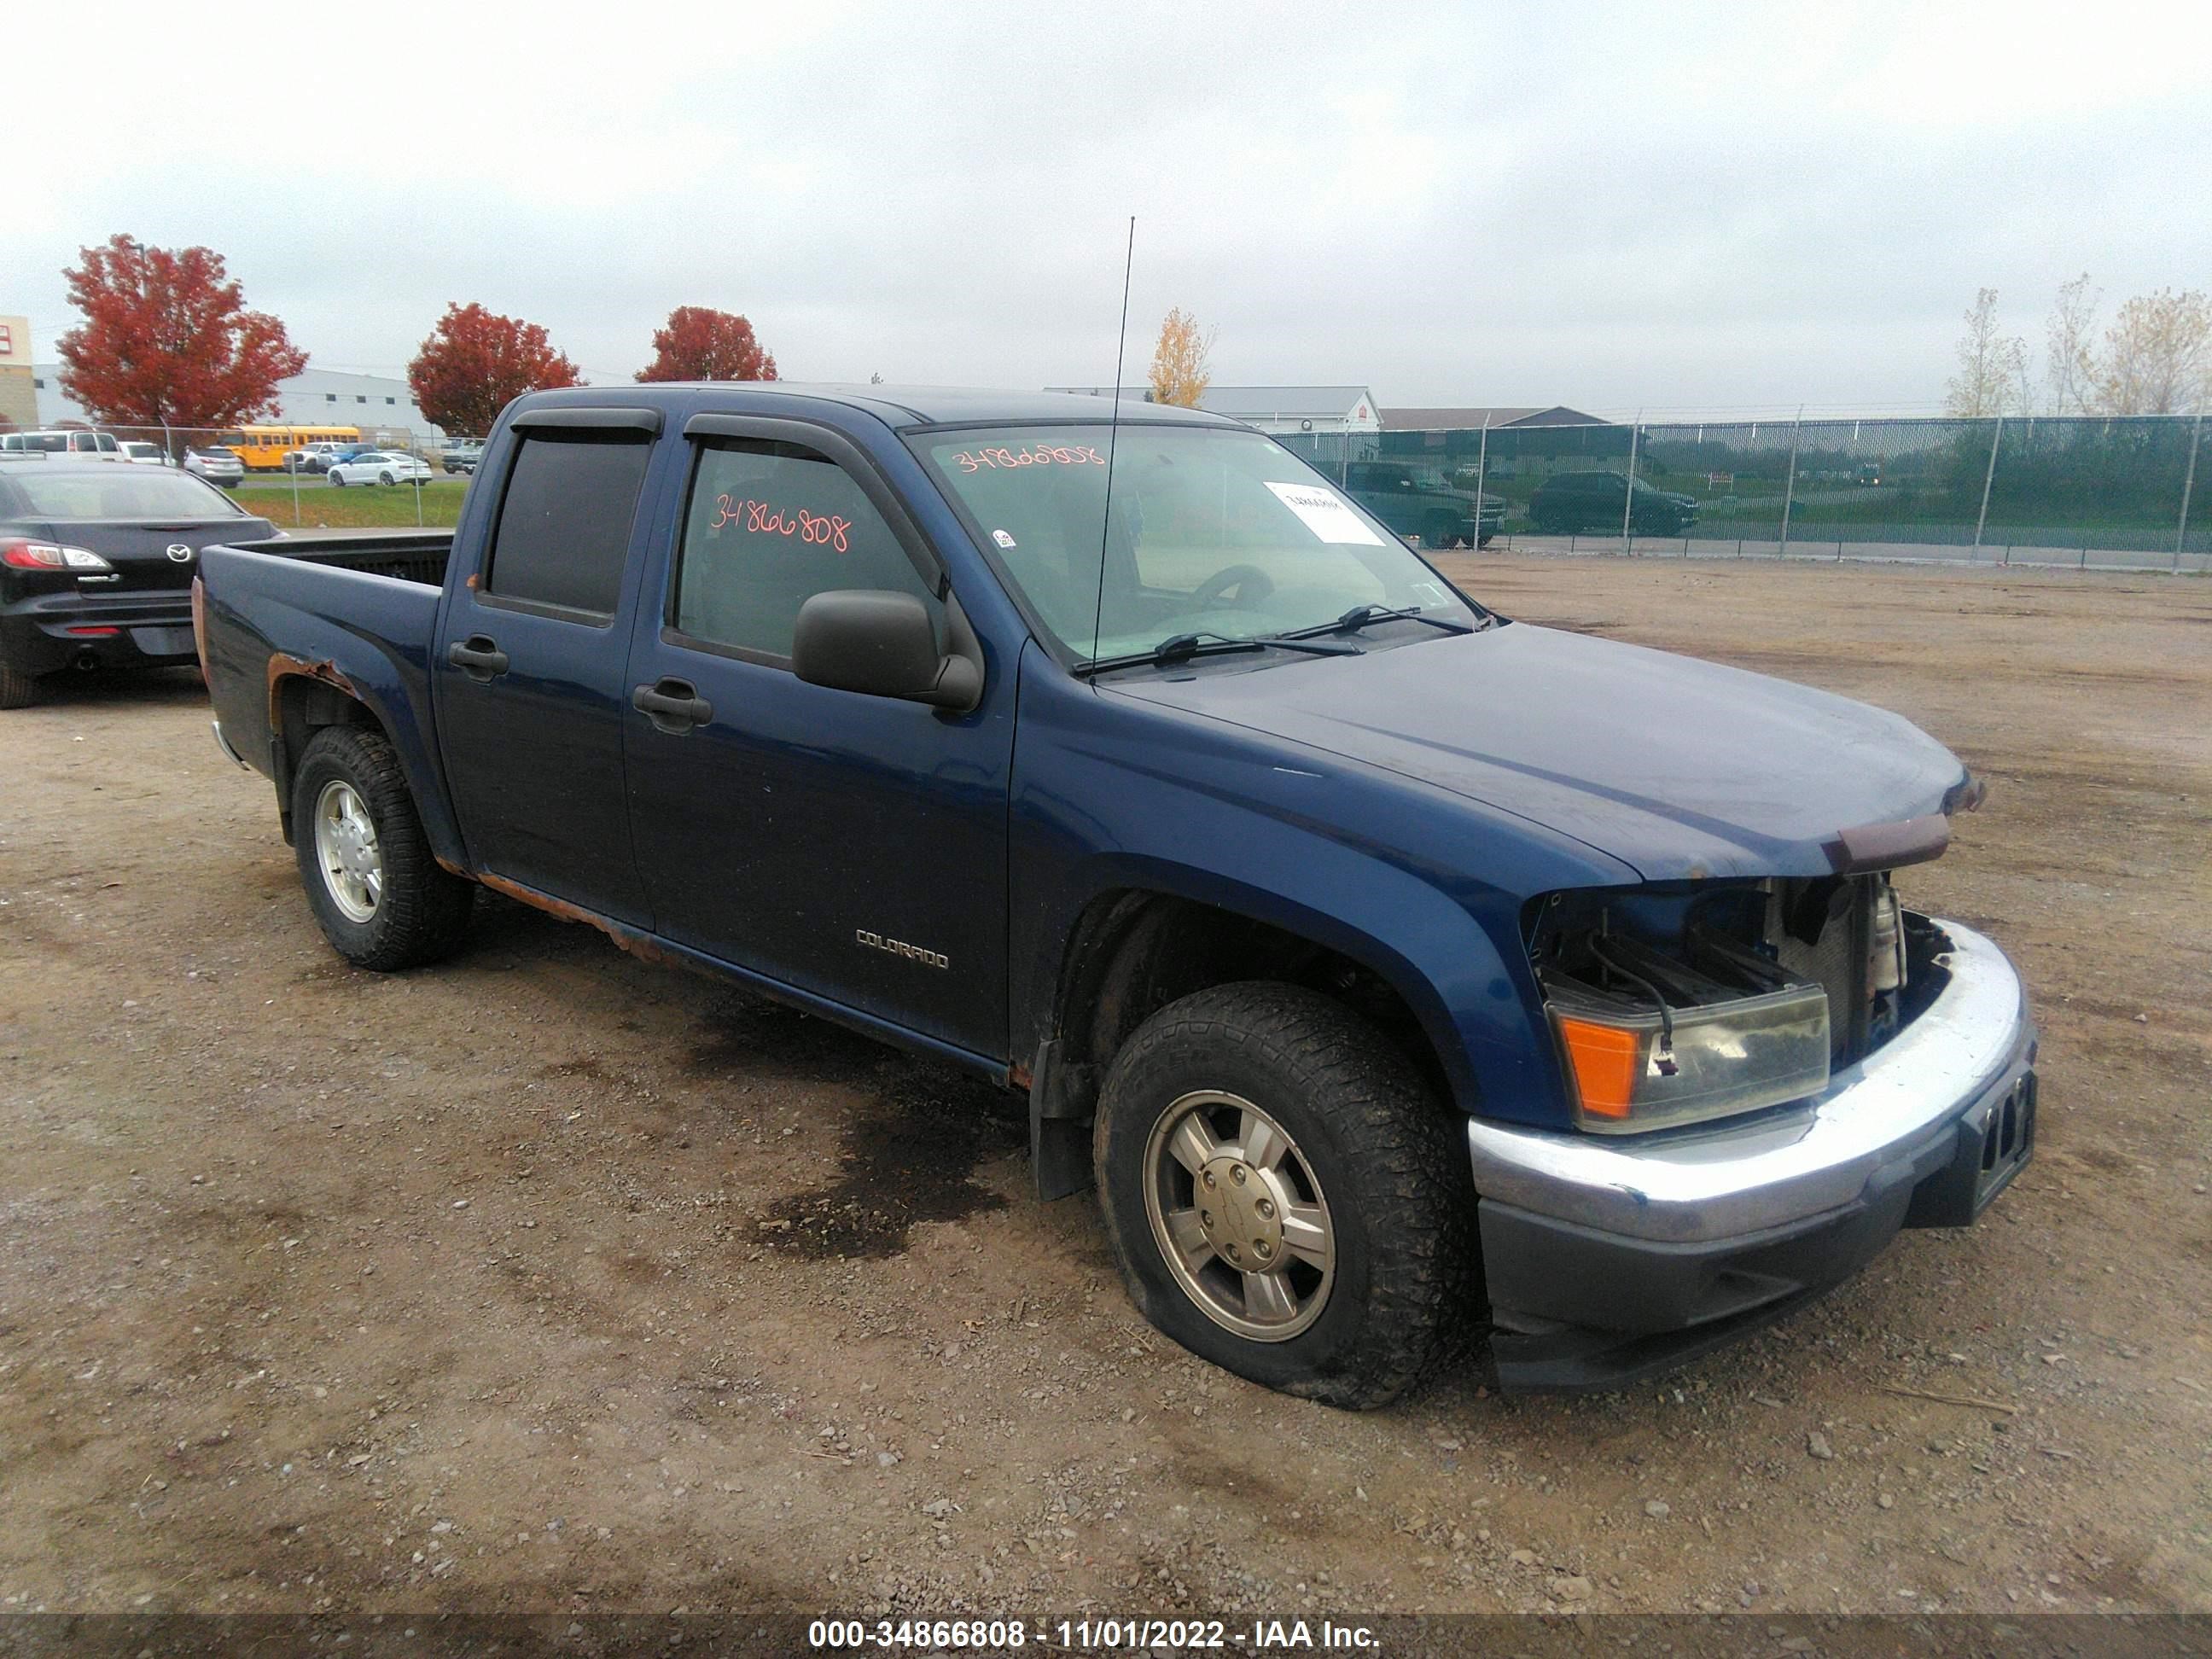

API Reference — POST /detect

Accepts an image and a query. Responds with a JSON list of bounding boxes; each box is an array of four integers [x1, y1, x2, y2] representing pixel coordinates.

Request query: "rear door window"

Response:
[[482, 431, 654, 618]]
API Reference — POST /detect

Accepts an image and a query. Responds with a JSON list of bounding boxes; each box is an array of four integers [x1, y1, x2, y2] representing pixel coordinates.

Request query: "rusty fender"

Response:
[[264, 651, 359, 735]]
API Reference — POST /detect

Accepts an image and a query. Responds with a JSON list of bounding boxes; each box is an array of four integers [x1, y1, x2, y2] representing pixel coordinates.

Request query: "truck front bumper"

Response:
[[1467, 918, 2035, 1390]]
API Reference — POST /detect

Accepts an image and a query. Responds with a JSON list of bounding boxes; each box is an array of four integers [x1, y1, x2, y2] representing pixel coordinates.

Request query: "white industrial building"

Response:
[[32, 364, 444, 439], [1046, 384, 1382, 436]]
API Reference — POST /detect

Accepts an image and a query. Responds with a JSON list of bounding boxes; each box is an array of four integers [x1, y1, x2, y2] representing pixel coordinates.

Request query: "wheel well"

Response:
[[272, 674, 383, 842], [1047, 891, 1454, 1115]]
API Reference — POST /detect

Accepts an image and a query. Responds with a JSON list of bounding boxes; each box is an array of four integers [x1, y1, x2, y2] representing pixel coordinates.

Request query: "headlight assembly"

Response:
[[1542, 928, 1831, 1134]]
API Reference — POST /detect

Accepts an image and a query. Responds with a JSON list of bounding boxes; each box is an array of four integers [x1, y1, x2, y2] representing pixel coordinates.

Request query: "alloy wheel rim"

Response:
[[1142, 1090, 1335, 1342], [313, 779, 382, 923]]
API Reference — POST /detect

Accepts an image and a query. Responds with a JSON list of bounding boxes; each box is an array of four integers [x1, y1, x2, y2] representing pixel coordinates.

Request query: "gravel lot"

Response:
[[1, 556, 2207, 1620]]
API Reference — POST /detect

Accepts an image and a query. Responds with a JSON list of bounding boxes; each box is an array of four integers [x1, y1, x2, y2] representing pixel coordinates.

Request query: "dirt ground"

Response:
[[1, 556, 2207, 1621]]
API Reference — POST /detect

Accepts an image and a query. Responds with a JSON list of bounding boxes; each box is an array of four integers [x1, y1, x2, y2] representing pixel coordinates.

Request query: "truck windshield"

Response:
[[917, 424, 1477, 665]]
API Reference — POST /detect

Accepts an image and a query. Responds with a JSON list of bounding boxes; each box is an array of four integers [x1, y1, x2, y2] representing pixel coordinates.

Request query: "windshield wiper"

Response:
[[1286, 602, 1481, 641], [1075, 630, 1361, 677]]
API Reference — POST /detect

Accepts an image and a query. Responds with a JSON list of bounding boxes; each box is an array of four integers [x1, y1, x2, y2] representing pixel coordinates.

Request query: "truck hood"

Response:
[[1110, 622, 1970, 882]]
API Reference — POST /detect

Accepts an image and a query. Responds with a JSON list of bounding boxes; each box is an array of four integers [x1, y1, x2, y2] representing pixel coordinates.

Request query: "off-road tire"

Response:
[[0, 660, 44, 708], [291, 725, 474, 970], [1093, 981, 1474, 1409]]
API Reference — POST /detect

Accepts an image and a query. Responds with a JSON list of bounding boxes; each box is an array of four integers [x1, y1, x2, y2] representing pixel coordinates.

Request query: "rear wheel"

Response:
[[1092, 981, 1472, 1409], [0, 660, 46, 709], [291, 725, 474, 970], [1422, 515, 1460, 550]]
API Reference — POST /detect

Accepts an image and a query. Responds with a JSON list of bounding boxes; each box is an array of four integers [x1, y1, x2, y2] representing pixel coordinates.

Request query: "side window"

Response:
[[673, 439, 939, 661], [483, 431, 653, 617]]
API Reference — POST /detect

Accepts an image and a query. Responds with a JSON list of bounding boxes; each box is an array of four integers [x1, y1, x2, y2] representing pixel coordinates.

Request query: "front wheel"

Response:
[[1093, 982, 1473, 1409], [329, 473, 346, 487], [379, 471, 395, 486], [1422, 516, 1460, 550], [291, 725, 474, 970]]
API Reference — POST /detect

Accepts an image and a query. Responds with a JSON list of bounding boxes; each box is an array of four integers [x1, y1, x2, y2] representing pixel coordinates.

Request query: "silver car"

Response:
[[184, 447, 246, 487]]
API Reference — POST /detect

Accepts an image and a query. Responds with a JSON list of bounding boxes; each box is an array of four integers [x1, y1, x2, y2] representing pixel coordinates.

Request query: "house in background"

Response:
[[1380, 405, 1606, 430]]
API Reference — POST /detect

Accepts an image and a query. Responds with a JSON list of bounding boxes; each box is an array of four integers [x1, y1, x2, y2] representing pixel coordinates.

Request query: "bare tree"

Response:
[[1147, 307, 1214, 408], [2089, 288, 2211, 415], [2043, 273, 2100, 416], [1944, 288, 2029, 417]]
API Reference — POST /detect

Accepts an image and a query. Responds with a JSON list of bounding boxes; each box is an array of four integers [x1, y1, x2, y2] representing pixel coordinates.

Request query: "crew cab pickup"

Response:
[[1344, 459, 1503, 549], [195, 385, 2036, 1405]]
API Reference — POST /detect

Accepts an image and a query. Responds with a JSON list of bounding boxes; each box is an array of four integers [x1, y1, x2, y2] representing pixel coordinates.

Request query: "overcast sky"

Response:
[[12, 2, 2209, 415]]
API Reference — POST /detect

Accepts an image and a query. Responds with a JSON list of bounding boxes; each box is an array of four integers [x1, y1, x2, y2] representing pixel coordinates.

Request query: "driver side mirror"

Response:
[[792, 590, 983, 713]]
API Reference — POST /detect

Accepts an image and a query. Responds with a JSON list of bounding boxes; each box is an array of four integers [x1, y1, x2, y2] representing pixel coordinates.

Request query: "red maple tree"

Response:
[[55, 236, 307, 431], [636, 306, 778, 382], [407, 303, 583, 436]]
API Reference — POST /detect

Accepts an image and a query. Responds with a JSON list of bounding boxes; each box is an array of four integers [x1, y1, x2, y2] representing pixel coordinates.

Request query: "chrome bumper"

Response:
[[210, 718, 250, 770], [1467, 920, 2034, 1245]]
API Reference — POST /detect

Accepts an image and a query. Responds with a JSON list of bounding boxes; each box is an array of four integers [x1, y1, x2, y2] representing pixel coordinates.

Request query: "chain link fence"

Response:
[[0, 422, 470, 528], [9, 411, 2209, 566], [1276, 413, 2210, 573]]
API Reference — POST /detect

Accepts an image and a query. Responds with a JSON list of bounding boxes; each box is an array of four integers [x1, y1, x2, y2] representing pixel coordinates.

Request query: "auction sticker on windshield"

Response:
[[1264, 480, 1386, 546]]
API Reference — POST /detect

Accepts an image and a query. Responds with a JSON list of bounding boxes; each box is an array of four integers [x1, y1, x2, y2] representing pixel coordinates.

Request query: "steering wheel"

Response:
[[1191, 563, 1277, 608]]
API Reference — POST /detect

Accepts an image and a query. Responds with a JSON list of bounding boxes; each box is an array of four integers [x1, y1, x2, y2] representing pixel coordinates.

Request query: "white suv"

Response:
[[0, 428, 122, 457]]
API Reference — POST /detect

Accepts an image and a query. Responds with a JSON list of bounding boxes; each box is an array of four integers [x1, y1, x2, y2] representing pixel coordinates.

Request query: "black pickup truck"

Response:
[[195, 384, 2036, 1405]]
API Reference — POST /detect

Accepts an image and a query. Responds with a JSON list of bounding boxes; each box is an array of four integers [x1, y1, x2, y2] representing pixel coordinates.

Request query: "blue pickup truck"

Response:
[[195, 385, 2036, 1406]]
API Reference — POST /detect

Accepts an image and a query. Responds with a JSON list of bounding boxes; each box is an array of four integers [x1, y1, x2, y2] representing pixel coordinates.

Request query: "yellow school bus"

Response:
[[212, 424, 363, 471]]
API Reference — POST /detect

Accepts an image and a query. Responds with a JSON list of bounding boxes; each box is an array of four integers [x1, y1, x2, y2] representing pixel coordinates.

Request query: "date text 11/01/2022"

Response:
[[194, 382, 2036, 1407], [806, 1617, 1377, 1650]]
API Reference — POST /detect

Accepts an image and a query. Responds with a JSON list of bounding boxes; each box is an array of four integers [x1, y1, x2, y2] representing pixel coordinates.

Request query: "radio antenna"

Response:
[[1088, 216, 1137, 670]]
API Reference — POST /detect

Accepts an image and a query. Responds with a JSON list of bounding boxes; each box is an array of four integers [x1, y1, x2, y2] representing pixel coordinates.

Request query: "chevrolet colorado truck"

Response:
[[195, 385, 2037, 1406]]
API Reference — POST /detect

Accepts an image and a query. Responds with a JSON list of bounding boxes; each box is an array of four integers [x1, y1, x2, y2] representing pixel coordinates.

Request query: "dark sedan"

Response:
[[0, 461, 276, 707]]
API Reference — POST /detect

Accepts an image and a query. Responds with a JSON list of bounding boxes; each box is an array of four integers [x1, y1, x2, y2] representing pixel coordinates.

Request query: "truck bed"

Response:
[[225, 530, 453, 587], [196, 531, 464, 868]]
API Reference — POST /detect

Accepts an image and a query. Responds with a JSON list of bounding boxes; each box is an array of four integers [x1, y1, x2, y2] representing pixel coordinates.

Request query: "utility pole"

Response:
[[1621, 410, 1643, 552], [1778, 405, 1804, 555], [1972, 416, 2004, 551], [2177, 410, 2203, 570], [1472, 413, 1492, 550]]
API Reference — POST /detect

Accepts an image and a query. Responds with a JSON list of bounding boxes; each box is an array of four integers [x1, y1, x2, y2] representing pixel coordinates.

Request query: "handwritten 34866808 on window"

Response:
[[710, 494, 853, 553]]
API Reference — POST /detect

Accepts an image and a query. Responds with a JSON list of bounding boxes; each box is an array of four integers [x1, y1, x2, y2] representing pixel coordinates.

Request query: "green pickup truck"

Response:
[[1343, 461, 1504, 550]]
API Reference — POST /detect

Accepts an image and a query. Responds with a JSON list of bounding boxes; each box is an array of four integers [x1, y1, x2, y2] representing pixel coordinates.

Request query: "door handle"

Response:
[[445, 635, 509, 681], [632, 678, 713, 734]]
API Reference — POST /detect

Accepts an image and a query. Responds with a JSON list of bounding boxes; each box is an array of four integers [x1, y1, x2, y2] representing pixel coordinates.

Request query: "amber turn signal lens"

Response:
[[1556, 1016, 1643, 1120]]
